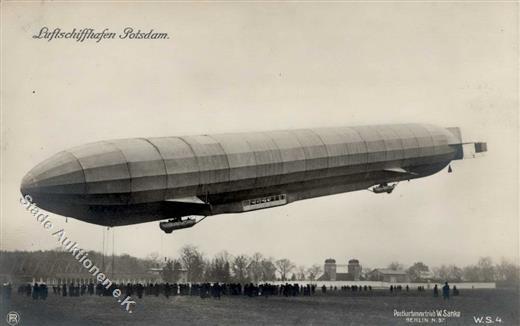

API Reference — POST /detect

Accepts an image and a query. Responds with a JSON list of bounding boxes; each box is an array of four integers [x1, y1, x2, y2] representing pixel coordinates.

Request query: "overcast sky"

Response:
[[2, 2, 518, 270]]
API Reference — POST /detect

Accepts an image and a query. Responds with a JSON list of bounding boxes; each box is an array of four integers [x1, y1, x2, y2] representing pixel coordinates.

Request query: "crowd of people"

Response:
[[323, 285, 373, 293], [1, 281, 460, 301], [4, 282, 317, 300]]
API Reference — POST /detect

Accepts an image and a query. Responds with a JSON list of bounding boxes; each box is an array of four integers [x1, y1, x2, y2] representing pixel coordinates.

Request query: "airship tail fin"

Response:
[[445, 127, 487, 160], [461, 141, 487, 159]]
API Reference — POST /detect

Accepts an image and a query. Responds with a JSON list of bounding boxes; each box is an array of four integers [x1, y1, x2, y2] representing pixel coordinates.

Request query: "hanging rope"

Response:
[[101, 227, 106, 271], [111, 228, 115, 279]]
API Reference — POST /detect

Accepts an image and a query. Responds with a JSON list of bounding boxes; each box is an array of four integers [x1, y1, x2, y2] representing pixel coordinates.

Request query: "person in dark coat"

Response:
[[442, 282, 450, 299], [164, 283, 171, 298], [137, 283, 143, 299], [41, 284, 48, 300], [32, 283, 39, 300]]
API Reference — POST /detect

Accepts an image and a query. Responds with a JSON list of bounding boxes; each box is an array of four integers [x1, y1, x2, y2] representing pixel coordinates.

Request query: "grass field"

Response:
[[1, 289, 518, 325]]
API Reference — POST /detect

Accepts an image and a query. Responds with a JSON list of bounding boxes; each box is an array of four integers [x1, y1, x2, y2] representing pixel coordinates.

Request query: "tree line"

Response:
[[1, 247, 518, 285], [385, 257, 519, 284], [161, 246, 519, 284], [160, 245, 323, 284]]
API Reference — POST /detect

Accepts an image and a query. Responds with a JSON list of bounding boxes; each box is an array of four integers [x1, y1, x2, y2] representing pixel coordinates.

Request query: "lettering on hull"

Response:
[[242, 194, 287, 212]]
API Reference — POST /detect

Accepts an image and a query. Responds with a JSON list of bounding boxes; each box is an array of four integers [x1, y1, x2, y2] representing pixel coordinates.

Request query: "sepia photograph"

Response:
[[1, 1, 518, 325]]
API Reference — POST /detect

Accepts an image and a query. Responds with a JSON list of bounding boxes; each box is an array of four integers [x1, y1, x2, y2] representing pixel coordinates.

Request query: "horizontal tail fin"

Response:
[[445, 127, 487, 160]]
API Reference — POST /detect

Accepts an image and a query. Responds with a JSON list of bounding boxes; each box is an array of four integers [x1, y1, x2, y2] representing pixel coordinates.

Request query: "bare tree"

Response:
[[206, 251, 231, 282], [460, 258, 496, 282], [446, 265, 464, 282], [232, 254, 251, 283], [477, 257, 495, 282], [247, 252, 264, 283], [162, 258, 183, 283], [495, 258, 520, 283], [260, 258, 277, 281], [462, 265, 480, 282], [433, 264, 463, 282], [275, 258, 295, 281], [179, 245, 205, 283], [388, 261, 405, 271], [407, 262, 429, 282], [307, 264, 323, 281], [296, 265, 307, 281]]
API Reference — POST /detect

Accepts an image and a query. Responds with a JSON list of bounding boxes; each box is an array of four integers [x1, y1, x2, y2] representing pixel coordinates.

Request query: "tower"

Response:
[[348, 259, 362, 281], [324, 258, 337, 281]]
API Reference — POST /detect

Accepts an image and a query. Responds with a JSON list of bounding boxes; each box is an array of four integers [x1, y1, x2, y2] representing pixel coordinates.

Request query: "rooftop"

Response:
[[371, 269, 408, 275]]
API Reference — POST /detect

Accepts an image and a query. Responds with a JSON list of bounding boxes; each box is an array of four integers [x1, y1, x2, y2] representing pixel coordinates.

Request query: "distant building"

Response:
[[419, 270, 434, 281], [318, 258, 362, 281], [150, 265, 188, 283], [367, 269, 409, 283]]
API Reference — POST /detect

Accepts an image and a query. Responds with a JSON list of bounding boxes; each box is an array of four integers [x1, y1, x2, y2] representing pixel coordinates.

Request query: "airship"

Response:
[[20, 123, 486, 233]]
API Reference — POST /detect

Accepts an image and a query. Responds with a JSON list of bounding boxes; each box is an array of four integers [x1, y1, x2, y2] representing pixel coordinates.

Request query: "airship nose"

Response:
[[20, 151, 87, 201], [20, 171, 37, 196]]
